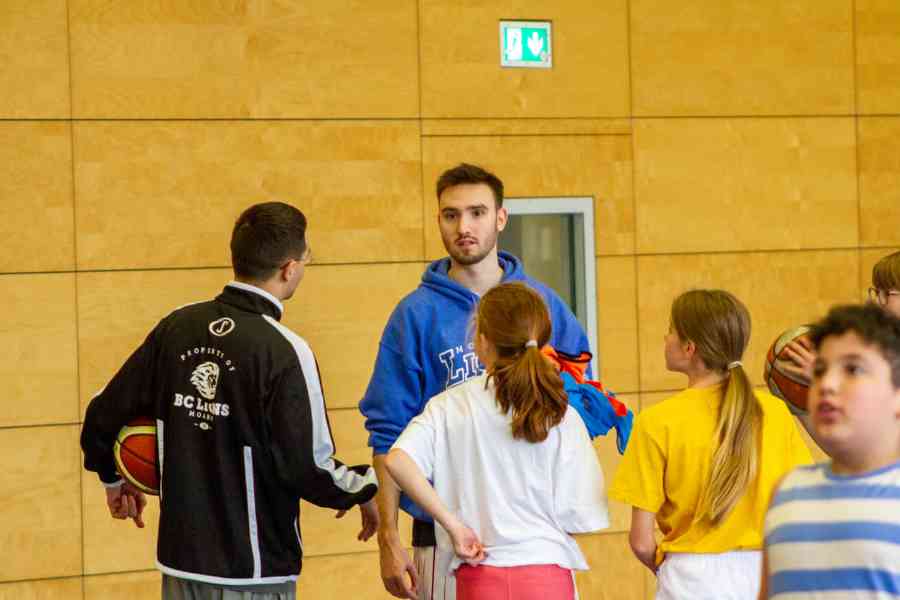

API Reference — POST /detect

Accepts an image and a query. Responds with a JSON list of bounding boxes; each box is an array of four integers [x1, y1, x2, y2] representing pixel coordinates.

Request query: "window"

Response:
[[500, 198, 598, 375]]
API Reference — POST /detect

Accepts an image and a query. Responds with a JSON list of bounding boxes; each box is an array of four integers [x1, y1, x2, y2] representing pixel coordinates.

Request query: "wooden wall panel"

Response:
[[0, 3, 893, 597], [594, 395, 637, 534], [0, 426, 81, 581], [597, 256, 639, 393], [84, 571, 160, 600], [69, 0, 418, 118], [73, 121, 422, 270], [419, 0, 630, 118], [0, 578, 81, 600], [422, 134, 634, 258], [857, 0, 900, 114], [0, 274, 78, 427], [421, 119, 631, 136], [0, 1, 69, 118], [0, 122, 74, 273], [858, 118, 900, 247], [634, 118, 857, 254], [637, 251, 859, 392], [283, 263, 424, 409], [574, 533, 646, 600], [630, 0, 854, 116]]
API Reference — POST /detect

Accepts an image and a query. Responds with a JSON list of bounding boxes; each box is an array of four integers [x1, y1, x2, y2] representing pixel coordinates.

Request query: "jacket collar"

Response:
[[218, 281, 284, 320]]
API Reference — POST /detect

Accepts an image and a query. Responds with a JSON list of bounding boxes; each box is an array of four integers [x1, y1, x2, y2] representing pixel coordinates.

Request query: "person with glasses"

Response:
[[81, 201, 378, 600], [782, 250, 900, 388], [868, 287, 900, 314], [870, 250, 900, 318]]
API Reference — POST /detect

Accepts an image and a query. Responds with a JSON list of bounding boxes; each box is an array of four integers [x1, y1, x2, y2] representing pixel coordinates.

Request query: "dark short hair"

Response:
[[230, 202, 307, 281], [810, 303, 900, 387], [436, 163, 504, 208]]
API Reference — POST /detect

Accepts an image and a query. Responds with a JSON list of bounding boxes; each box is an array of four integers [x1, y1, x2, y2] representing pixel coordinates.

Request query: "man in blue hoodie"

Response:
[[359, 163, 593, 600]]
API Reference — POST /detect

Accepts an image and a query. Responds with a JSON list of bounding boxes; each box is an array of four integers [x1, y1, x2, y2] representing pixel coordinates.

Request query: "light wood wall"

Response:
[[2, 1, 899, 599]]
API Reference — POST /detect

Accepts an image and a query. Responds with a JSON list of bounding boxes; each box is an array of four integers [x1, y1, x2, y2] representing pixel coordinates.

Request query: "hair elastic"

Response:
[[727, 360, 743, 370], [524, 340, 538, 348]]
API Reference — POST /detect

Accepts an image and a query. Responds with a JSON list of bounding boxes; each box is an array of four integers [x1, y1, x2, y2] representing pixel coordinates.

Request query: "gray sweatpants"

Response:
[[162, 575, 296, 600]]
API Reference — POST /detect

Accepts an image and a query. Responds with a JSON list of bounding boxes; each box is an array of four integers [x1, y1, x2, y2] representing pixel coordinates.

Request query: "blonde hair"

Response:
[[670, 289, 762, 525], [477, 283, 567, 443], [872, 250, 900, 292]]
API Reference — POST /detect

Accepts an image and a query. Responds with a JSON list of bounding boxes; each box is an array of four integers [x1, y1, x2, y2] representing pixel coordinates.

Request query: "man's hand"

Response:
[[378, 530, 418, 599], [105, 481, 146, 528], [336, 499, 380, 541]]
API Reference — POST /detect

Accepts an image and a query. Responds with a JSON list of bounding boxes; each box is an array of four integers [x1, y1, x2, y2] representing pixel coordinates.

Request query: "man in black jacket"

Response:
[[81, 201, 378, 599]]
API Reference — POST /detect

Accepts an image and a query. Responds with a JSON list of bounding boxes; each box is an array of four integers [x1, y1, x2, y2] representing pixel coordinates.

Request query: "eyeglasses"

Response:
[[867, 287, 900, 305]]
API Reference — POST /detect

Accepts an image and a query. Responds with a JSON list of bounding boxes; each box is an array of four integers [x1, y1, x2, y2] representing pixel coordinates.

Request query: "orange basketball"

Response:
[[114, 417, 159, 496], [764, 325, 812, 415]]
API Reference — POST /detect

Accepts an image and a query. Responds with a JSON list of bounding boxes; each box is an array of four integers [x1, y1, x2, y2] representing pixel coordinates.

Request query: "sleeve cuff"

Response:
[[372, 443, 393, 456], [102, 478, 124, 489], [607, 488, 662, 514]]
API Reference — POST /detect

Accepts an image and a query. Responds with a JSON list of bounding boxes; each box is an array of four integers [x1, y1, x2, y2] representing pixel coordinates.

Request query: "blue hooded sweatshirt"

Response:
[[359, 251, 592, 522]]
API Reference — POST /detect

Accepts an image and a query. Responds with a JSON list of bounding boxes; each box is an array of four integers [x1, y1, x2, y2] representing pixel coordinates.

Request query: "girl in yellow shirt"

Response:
[[609, 289, 812, 600]]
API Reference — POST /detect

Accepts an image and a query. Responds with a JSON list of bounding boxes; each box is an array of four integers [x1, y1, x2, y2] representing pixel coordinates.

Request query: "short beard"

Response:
[[447, 245, 493, 266], [444, 227, 499, 267]]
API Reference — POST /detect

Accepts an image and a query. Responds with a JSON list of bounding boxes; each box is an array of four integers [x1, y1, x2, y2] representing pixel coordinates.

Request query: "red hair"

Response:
[[477, 283, 567, 442]]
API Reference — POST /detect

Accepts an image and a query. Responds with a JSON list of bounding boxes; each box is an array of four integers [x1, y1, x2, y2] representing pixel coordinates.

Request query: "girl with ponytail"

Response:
[[609, 289, 812, 600], [385, 282, 609, 600]]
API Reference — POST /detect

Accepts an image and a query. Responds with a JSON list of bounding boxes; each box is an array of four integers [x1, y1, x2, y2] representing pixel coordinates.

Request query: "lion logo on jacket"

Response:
[[191, 361, 220, 400]]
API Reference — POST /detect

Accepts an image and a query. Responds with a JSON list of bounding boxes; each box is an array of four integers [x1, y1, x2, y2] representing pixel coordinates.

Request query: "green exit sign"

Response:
[[500, 20, 552, 68]]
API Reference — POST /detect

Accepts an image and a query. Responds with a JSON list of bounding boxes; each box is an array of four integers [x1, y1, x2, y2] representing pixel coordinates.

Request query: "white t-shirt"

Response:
[[392, 373, 609, 575]]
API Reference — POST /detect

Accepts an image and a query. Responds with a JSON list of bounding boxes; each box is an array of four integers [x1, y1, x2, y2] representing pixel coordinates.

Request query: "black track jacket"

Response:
[[81, 282, 378, 585]]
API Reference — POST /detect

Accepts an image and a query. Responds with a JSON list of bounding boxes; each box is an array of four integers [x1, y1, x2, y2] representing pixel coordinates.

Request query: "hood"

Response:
[[419, 250, 526, 304]]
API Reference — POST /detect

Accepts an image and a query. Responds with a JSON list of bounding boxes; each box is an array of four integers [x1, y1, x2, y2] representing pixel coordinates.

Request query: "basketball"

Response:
[[113, 417, 159, 495], [764, 325, 812, 415]]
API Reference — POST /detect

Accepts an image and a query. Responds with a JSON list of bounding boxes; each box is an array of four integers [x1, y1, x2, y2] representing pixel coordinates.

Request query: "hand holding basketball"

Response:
[[781, 336, 815, 384], [764, 325, 813, 414], [106, 481, 147, 528]]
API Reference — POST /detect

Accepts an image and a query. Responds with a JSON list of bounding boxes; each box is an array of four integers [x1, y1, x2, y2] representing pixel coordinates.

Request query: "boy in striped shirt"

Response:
[[761, 303, 900, 599]]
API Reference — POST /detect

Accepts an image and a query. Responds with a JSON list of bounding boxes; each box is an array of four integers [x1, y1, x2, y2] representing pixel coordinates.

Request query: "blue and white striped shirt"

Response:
[[764, 460, 900, 599]]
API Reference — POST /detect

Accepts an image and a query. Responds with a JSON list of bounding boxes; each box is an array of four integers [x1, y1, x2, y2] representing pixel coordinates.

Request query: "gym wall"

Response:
[[2, 1, 899, 599]]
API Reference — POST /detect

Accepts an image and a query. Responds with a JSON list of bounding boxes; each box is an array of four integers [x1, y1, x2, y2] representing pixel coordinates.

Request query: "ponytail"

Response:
[[670, 289, 762, 525], [696, 363, 762, 524], [477, 282, 568, 443], [491, 344, 568, 443]]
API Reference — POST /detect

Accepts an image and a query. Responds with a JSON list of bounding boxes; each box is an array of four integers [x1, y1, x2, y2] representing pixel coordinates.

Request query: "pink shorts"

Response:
[[455, 564, 575, 600]]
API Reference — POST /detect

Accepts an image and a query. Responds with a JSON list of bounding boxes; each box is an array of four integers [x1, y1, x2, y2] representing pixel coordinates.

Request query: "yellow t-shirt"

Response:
[[608, 385, 812, 564]]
